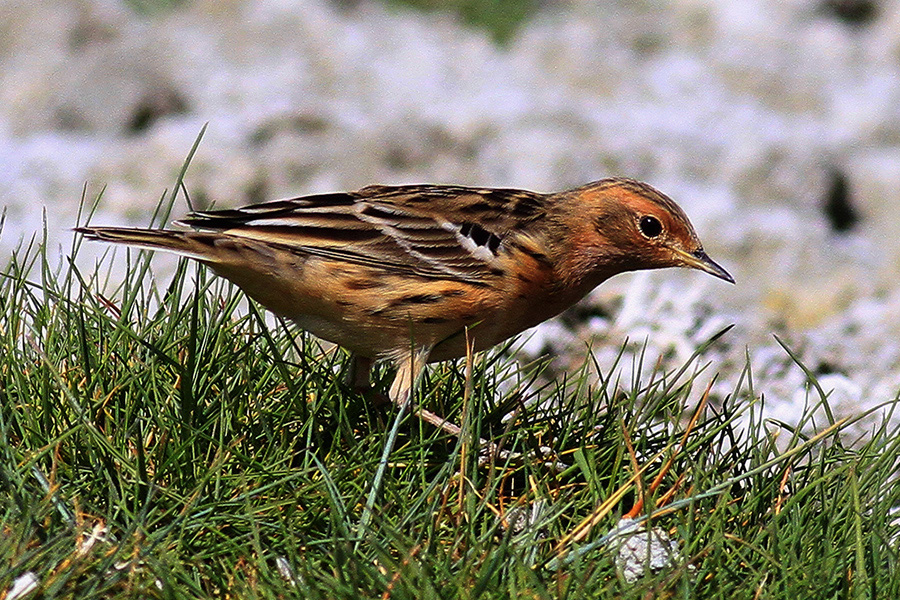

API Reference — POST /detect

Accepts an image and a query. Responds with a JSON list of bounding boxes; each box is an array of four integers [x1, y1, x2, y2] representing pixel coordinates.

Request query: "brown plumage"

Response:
[[76, 177, 732, 431]]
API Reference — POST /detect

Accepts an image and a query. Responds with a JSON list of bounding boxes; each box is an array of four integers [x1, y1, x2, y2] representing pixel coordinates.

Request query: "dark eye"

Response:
[[639, 215, 663, 238]]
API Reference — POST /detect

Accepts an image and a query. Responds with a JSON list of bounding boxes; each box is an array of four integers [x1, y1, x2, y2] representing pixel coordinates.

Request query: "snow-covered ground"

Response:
[[3, 0, 899, 432]]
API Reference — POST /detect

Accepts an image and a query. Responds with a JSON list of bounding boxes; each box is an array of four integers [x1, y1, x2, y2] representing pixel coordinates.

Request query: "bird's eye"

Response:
[[639, 215, 663, 238]]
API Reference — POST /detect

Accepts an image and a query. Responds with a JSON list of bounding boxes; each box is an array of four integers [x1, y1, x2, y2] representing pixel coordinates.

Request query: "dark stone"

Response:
[[823, 168, 859, 233], [820, 0, 878, 26], [126, 88, 189, 134]]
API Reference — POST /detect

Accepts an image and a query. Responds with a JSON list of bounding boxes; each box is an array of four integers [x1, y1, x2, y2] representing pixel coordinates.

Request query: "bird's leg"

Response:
[[346, 354, 391, 408], [389, 347, 566, 472], [388, 346, 464, 437], [387, 345, 432, 410], [345, 354, 373, 392], [346, 348, 460, 435]]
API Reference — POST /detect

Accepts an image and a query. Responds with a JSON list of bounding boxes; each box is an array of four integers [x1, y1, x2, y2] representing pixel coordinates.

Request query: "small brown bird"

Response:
[[76, 178, 732, 436]]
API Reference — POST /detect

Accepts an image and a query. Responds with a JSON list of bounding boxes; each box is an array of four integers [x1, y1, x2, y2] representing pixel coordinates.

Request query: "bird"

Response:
[[76, 178, 733, 442]]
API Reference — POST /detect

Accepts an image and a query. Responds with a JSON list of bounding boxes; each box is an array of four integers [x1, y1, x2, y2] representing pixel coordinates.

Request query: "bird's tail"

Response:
[[74, 227, 225, 263]]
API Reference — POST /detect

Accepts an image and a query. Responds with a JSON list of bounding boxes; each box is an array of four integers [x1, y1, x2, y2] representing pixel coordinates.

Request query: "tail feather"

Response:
[[74, 227, 223, 263]]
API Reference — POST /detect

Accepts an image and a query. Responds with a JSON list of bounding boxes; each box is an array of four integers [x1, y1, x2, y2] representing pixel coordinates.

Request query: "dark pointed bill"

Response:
[[674, 248, 735, 284]]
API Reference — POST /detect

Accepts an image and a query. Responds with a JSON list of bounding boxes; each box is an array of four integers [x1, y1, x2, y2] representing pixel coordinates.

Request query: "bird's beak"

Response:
[[674, 248, 735, 284]]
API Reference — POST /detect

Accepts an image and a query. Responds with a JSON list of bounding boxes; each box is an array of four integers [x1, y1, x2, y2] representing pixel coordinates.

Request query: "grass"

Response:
[[120, 0, 541, 46], [381, 0, 541, 44], [2, 163, 900, 597]]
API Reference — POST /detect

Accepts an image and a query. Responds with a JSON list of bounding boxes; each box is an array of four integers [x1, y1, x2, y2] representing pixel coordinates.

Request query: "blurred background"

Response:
[[2, 0, 899, 427]]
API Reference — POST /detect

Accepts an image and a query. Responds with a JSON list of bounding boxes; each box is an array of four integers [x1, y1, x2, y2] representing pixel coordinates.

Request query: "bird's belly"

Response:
[[288, 314, 389, 357], [288, 313, 459, 361], [428, 283, 590, 362], [212, 252, 594, 364]]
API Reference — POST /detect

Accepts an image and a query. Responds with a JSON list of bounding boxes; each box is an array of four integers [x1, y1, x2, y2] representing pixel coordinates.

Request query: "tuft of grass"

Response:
[[380, 0, 542, 45], [3, 151, 900, 597], [121, 0, 188, 17]]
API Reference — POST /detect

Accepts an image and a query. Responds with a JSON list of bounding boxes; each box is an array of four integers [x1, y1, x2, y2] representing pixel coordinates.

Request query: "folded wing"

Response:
[[176, 184, 548, 284]]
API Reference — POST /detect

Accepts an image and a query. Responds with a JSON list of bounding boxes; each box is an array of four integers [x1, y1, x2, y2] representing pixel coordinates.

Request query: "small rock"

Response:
[[610, 518, 683, 583]]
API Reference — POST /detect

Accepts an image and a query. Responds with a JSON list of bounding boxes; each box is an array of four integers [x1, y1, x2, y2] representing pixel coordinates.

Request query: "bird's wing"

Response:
[[176, 184, 548, 283]]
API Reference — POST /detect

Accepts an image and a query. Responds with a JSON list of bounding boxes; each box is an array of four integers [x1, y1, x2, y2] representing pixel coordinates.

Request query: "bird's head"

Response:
[[555, 178, 734, 287]]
